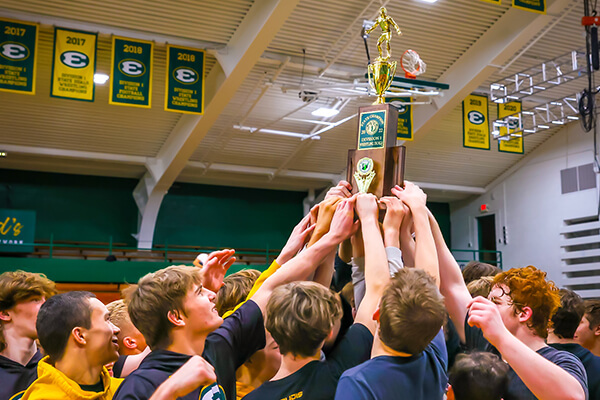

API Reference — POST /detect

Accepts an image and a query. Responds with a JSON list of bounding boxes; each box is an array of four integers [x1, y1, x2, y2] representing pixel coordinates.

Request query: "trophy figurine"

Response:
[[365, 7, 402, 105], [347, 6, 406, 197]]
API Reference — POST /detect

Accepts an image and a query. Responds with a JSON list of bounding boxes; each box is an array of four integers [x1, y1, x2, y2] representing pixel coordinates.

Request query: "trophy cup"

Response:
[[347, 7, 406, 197]]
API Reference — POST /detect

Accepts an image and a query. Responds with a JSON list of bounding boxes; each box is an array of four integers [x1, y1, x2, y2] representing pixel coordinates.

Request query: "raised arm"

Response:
[[353, 194, 390, 335], [250, 199, 358, 314], [392, 183, 438, 285], [468, 297, 586, 400], [427, 207, 472, 342], [149, 355, 216, 400]]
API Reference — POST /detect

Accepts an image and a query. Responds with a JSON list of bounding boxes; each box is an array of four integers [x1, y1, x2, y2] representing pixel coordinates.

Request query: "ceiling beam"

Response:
[[132, 0, 301, 248], [409, 0, 574, 143]]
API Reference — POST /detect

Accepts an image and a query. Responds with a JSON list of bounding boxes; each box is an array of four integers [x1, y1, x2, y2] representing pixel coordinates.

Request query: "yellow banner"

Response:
[[462, 94, 490, 150], [480, 0, 501, 3], [51, 28, 97, 101], [498, 101, 523, 154]]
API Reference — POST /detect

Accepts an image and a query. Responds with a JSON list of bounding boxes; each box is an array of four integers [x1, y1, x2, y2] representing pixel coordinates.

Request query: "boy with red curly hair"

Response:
[[436, 218, 588, 400]]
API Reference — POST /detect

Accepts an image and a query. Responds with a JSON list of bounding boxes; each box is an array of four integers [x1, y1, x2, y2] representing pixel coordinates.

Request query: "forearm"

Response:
[[496, 334, 586, 400], [399, 227, 415, 267], [338, 238, 352, 263], [261, 234, 337, 292], [361, 217, 389, 299], [412, 205, 438, 285], [429, 211, 470, 340], [312, 249, 336, 287], [383, 227, 400, 248]]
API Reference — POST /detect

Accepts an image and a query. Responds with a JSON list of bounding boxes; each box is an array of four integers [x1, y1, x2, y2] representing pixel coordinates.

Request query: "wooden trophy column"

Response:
[[347, 103, 406, 197]]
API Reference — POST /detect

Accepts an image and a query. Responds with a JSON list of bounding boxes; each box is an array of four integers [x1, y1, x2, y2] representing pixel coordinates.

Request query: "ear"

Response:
[[517, 306, 533, 323], [594, 324, 600, 337], [372, 307, 380, 322], [446, 385, 455, 400], [72, 327, 86, 345], [0, 310, 11, 322], [167, 310, 185, 327], [123, 336, 137, 349]]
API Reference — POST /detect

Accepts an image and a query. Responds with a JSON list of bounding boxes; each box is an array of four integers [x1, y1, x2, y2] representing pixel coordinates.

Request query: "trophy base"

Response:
[[347, 145, 406, 198]]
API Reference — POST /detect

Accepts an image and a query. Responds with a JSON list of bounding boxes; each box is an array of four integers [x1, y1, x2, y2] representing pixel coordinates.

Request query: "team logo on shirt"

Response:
[[200, 383, 226, 400]]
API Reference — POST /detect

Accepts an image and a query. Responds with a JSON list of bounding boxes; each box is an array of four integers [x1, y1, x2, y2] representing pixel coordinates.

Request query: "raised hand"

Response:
[[380, 196, 406, 232], [380, 196, 406, 248], [391, 181, 427, 211], [355, 193, 379, 222], [325, 180, 353, 200], [467, 296, 511, 348], [327, 198, 359, 243], [277, 212, 316, 265], [198, 249, 236, 292]]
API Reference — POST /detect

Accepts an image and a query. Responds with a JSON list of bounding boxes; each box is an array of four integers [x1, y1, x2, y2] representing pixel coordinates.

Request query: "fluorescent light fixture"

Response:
[[94, 73, 109, 84], [567, 116, 579, 120], [419, 0, 438, 3], [538, 125, 550, 129], [233, 125, 319, 140], [311, 107, 340, 118]]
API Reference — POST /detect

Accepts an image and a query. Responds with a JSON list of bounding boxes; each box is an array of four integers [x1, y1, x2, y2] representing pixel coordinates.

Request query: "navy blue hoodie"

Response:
[[113, 300, 265, 400], [0, 349, 42, 400]]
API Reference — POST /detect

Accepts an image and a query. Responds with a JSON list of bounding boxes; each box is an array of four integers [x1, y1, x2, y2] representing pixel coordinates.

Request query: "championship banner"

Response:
[[109, 36, 153, 108], [396, 102, 413, 141], [498, 101, 524, 154], [462, 94, 490, 150], [0, 18, 38, 94], [51, 27, 97, 101], [0, 209, 35, 253], [165, 44, 205, 114], [512, 0, 546, 14]]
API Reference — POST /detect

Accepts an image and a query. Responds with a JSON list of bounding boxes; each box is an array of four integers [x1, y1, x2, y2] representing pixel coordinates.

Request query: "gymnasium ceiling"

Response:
[[0, 0, 588, 203]]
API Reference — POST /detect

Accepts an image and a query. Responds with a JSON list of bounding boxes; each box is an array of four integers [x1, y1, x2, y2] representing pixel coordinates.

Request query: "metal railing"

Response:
[[451, 249, 503, 270], [5, 234, 277, 266]]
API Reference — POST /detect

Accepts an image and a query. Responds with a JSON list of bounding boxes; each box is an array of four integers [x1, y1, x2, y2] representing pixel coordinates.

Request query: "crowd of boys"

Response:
[[1, 180, 599, 400]]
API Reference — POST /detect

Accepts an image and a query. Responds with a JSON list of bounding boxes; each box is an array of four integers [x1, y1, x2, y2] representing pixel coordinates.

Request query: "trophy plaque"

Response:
[[348, 7, 406, 197]]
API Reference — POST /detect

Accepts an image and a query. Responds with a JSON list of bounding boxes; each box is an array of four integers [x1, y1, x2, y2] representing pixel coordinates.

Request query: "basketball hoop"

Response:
[[400, 49, 426, 79]]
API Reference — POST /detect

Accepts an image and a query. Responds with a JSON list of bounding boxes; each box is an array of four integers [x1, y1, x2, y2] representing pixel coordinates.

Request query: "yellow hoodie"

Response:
[[18, 356, 122, 400]]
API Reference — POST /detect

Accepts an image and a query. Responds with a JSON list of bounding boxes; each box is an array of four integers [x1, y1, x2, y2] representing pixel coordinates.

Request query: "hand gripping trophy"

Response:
[[365, 7, 402, 104]]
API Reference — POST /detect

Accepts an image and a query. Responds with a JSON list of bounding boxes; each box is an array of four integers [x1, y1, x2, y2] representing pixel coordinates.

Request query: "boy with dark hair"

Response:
[[576, 300, 600, 357], [335, 182, 447, 400], [114, 199, 357, 400], [0, 270, 56, 400], [461, 261, 501, 285], [447, 352, 509, 400], [243, 193, 399, 400], [548, 289, 600, 399], [21, 291, 122, 400], [438, 212, 588, 400]]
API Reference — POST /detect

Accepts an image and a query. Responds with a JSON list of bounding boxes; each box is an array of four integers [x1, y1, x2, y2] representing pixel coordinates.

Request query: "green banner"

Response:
[[396, 103, 413, 141], [0, 18, 38, 94], [358, 110, 387, 150], [165, 44, 205, 114], [109, 36, 153, 108], [512, 0, 546, 13], [0, 209, 35, 253]]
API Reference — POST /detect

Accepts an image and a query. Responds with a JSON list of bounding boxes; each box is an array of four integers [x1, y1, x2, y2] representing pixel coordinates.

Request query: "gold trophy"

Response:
[[347, 7, 405, 197], [365, 7, 402, 105]]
